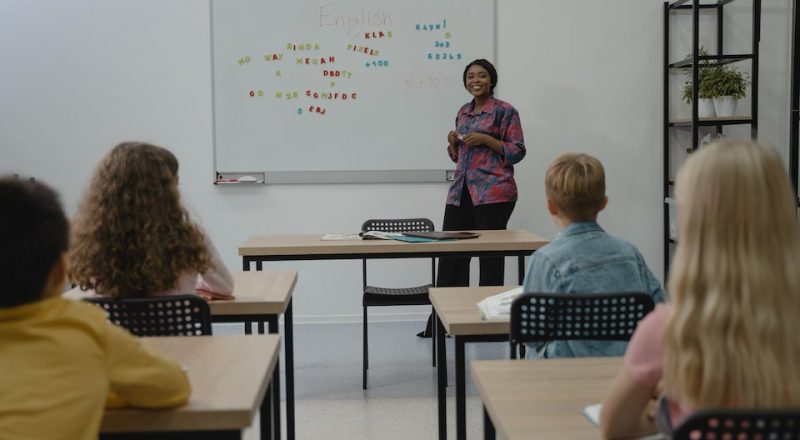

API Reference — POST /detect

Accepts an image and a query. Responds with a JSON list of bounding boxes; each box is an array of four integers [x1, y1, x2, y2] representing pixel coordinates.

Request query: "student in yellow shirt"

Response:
[[0, 177, 191, 440]]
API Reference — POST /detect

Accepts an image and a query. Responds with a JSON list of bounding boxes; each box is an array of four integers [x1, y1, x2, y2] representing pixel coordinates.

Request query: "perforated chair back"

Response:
[[361, 218, 435, 234], [672, 408, 800, 440], [83, 294, 212, 336], [509, 292, 654, 358]]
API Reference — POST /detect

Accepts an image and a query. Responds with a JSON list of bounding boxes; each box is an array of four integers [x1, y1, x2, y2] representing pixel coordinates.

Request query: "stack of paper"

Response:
[[477, 286, 524, 320], [361, 231, 404, 240]]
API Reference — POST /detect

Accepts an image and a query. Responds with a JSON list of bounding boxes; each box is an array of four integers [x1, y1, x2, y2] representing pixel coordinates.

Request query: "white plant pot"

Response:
[[698, 98, 716, 118], [713, 96, 737, 117]]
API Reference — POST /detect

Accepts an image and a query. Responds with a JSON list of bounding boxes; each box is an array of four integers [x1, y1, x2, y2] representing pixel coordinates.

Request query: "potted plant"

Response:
[[681, 47, 716, 118], [681, 73, 716, 118], [704, 64, 750, 117]]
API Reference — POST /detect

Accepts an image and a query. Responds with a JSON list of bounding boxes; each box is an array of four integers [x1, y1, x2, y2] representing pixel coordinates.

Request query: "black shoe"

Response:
[[416, 314, 433, 338]]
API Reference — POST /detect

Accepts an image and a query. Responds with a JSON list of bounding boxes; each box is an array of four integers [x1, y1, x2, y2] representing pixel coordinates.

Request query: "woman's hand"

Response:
[[463, 132, 504, 155], [448, 130, 459, 146], [462, 132, 490, 147]]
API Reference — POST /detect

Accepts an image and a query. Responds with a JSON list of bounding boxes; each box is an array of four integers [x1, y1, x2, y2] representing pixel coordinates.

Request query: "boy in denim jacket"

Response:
[[523, 153, 666, 358]]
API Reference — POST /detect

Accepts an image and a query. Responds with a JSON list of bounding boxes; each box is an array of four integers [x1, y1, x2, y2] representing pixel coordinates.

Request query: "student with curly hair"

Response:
[[600, 139, 800, 438], [70, 142, 233, 300]]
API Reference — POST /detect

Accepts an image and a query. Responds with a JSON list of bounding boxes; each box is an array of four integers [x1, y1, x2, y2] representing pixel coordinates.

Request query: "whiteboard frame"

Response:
[[208, 0, 495, 185]]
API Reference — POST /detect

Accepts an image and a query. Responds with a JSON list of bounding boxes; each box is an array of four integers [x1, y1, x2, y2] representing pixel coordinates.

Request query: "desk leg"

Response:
[[284, 299, 295, 440], [456, 336, 466, 440], [436, 313, 447, 440], [267, 317, 282, 440], [261, 381, 273, 440], [243, 258, 250, 271], [517, 255, 525, 284], [483, 405, 495, 440]]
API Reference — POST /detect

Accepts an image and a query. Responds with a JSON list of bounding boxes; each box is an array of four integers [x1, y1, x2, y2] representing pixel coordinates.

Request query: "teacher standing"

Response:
[[438, 59, 526, 288]]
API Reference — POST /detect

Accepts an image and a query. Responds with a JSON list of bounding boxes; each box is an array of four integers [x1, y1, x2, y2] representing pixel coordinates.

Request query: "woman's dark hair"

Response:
[[462, 59, 498, 95]]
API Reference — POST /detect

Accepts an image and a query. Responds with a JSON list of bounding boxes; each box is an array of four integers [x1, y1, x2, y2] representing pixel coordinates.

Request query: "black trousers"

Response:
[[437, 185, 516, 287]]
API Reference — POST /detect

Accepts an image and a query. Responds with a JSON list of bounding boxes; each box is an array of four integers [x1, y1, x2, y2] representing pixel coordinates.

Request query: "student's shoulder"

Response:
[[600, 231, 643, 255], [52, 297, 113, 326]]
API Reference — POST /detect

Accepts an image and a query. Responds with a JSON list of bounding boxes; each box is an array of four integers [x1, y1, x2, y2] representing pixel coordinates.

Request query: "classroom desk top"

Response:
[[212, 270, 297, 316], [471, 357, 622, 440], [429, 285, 514, 336], [239, 229, 548, 257], [101, 335, 279, 433], [64, 270, 297, 316]]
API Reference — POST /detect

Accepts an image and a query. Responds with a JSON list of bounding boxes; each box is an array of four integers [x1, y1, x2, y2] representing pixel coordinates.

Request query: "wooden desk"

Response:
[[101, 335, 280, 440], [65, 270, 297, 440], [213, 271, 297, 440], [471, 357, 623, 440], [430, 285, 514, 440], [240, 230, 547, 440], [239, 229, 548, 284]]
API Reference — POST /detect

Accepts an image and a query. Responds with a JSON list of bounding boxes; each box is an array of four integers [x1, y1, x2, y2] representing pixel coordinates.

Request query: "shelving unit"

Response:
[[663, 0, 761, 275]]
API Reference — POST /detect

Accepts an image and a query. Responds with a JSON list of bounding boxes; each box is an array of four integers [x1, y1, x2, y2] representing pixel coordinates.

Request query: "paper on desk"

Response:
[[321, 234, 361, 241], [583, 404, 667, 439], [477, 286, 523, 320]]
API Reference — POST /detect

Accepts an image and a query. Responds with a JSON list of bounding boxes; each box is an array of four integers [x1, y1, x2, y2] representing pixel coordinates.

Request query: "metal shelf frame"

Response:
[[663, 0, 761, 276]]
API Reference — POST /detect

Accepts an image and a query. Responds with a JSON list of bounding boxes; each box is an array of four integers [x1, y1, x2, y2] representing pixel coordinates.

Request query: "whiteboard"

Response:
[[211, 0, 495, 182]]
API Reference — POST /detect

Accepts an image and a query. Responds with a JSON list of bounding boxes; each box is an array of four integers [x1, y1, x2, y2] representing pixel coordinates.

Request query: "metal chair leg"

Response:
[[432, 308, 436, 367], [363, 305, 368, 390]]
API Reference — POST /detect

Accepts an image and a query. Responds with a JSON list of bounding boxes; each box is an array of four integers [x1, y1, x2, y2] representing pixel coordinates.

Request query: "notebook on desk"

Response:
[[402, 231, 481, 240]]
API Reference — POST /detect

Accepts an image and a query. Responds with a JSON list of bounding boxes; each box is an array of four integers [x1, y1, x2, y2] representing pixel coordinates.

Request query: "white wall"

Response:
[[0, 0, 792, 323]]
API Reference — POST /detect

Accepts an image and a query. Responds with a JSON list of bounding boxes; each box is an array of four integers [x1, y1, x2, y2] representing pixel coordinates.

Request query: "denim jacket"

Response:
[[522, 221, 666, 358]]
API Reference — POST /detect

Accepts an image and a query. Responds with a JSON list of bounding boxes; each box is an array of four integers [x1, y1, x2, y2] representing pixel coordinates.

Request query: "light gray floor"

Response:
[[215, 320, 510, 440]]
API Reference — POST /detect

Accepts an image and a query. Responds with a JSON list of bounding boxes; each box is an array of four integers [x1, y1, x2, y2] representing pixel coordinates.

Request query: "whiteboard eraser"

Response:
[[237, 175, 258, 182]]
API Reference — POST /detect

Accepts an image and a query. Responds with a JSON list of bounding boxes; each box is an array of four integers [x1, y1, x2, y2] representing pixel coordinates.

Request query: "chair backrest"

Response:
[[360, 218, 436, 288], [672, 408, 800, 440], [361, 218, 435, 234], [83, 294, 212, 336], [509, 292, 654, 357]]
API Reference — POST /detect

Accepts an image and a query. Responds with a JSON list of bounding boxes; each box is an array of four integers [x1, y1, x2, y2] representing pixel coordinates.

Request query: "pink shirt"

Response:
[[155, 233, 234, 299], [624, 304, 693, 427]]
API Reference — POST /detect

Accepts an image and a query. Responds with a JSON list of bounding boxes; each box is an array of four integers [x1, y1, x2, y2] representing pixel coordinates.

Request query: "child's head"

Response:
[[69, 142, 210, 299], [545, 153, 607, 223], [665, 139, 800, 408], [0, 177, 69, 307]]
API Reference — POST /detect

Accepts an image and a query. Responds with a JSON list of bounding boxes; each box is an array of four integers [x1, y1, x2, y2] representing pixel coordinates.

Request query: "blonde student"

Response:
[[600, 139, 800, 438], [0, 177, 190, 440], [522, 153, 666, 358], [70, 142, 233, 299]]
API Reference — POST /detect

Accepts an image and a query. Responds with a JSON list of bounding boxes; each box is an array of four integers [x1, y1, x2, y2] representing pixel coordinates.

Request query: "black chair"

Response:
[[672, 408, 800, 440], [361, 218, 435, 389], [509, 292, 654, 359], [83, 294, 212, 336]]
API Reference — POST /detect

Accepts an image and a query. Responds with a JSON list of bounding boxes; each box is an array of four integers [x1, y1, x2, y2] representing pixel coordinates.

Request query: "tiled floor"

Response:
[[215, 319, 509, 440]]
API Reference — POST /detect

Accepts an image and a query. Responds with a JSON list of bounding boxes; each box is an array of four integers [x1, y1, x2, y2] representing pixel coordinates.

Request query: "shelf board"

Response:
[[669, 116, 752, 127], [668, 54, 753, 69], [669, 0, 736, 10]]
